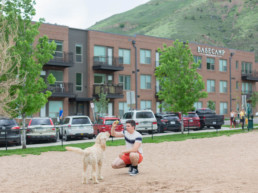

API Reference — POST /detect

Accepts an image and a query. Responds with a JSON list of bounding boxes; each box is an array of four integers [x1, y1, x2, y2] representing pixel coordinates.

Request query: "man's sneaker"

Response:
[[128, 166, 133, 174], [129, 168, 139, 176]]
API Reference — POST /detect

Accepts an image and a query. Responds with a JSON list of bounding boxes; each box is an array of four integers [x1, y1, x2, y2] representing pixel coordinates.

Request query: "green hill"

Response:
[[89, 0, 258, 61]]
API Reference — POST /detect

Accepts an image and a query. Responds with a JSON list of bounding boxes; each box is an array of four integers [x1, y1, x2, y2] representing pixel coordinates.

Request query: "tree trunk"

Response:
[[21, 114, 27, 149], [181, 119, 184, 134]]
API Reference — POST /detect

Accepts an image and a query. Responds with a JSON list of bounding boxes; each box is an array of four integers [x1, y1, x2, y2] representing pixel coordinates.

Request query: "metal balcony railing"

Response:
[[93, 84, 123, 98], [93, 56, 124, 71], [46, 52, 74, 67], [241, 70, 258, 81], [48, 82, 75, 97]]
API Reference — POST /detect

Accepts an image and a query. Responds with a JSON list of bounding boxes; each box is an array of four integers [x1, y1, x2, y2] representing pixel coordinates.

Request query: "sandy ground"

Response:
[[1, 131, 258, 193]]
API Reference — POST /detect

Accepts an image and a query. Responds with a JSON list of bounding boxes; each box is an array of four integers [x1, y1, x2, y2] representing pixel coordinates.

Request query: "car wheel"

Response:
[[88, 135, 94, 139], [63, 133, 69, 141]]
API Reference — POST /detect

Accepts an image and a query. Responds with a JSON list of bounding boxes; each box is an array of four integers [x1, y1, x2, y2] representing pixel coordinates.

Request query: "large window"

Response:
[[49, 70, 63, 82], [193, 55, 202, 69], [94, 73, 113, 84], [220, 102, 228, 115], [49, 101, 63, 118], [119, 75, 131, 90], [140, 100, 151, 110], [119, 102, 129, 118], [194, 102, 203, 109], [219, 81, 227, 93], [76, 73, 82, 91], [207, 57, 215, 70], [140, 75, 151, 89], [94, 46, 113, 65], [140, 49, 151, 64], [236, 61, 239, 70], [75, 44, 82, 63], [219, 59, 227, 72], [242, 82, 252, 94], [49, 40, 63, 58], [242, 62, 252, 74], [119, 49, 130, 64], [207, 80, 215, 93], [236, 81, 239, 90]]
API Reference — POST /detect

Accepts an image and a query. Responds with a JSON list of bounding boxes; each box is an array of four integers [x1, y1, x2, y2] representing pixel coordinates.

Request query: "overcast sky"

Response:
[[33, 0, 150, 29]]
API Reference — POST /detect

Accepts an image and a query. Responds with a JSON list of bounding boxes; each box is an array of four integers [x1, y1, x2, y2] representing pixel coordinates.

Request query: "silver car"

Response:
[[27, 117, 57, 143], [60, 116, 94, 141]]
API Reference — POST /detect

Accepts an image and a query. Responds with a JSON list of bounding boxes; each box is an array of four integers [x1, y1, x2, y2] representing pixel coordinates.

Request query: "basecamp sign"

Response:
[[197, 46, 225, 56]]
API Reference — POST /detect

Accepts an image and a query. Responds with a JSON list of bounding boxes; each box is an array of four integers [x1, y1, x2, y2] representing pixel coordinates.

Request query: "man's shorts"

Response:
[[121, 152, 143, 165]]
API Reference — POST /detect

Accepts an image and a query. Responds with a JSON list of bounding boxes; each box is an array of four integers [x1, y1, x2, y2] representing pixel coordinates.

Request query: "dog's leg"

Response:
[[82, 159, 88, 184], [98, 161, 104, 180], [92, 163, 99, 184]]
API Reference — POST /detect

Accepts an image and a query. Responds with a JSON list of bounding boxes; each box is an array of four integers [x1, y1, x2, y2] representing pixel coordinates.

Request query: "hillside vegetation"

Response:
[[90, 0, 258, 61]]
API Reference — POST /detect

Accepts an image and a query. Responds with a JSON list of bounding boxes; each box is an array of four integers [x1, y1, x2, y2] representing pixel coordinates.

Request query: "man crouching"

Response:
[[111, 120, 143, 176]]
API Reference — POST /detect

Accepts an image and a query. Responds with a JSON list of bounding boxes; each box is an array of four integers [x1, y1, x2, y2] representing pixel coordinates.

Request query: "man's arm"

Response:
[[111, 121, 124, 138]]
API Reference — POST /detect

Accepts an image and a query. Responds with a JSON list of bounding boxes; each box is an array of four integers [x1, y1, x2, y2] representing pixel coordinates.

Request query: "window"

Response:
[[207, 80, 215, 92], [75, 44, 82, 63], [194, 102, 203, 109], [241, 62, 252, 74], [119, 49, 130, 64], [207, 101, 216, 110], [140, 49, 151, 64], [220, 81, 227, 93], [76, 73, 82, 91], [140, 100, 151, 110], [119, 102, 130, 118], [123, 112, 133, 119], [94, 74, 113, 84], [236, 81, 239, 90], [219, 59, 227, 72], [242, 82, 252, 94], [49, 70, 63, 82], [236, 61, 239, 70], [140, 75, 151, 89], [119, 75, 131, 90], [49, 101, 63, 118], [94, 46, 113, 65], [207, 57, 215, 70], [193, 55, 202, 69], [49, 40, 63, 58], [220, 102, 228, 115]]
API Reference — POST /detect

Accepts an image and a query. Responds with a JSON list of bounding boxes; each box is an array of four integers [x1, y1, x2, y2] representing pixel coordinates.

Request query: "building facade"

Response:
[[38, 24, 257, 120]]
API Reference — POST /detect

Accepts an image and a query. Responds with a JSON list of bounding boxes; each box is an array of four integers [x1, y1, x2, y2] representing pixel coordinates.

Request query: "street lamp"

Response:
[[132, 40, 138, 109], [229, 52, 234, 112]]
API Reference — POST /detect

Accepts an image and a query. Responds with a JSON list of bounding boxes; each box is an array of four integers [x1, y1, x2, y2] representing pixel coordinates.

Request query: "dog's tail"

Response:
[[65, 146, 85, 155]]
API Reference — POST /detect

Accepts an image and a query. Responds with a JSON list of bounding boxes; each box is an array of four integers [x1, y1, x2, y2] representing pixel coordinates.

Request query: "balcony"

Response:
[[242, 91, 253, 101], [93, 84, 123, 99], [93, 56, 124, 71], [45, 52, 74, 68], [48, 82, 75, 98], [241, 71, 258, 81]]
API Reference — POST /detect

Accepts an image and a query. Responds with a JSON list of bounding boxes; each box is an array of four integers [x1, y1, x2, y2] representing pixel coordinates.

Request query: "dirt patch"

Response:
[[1, 132, 258, 193]]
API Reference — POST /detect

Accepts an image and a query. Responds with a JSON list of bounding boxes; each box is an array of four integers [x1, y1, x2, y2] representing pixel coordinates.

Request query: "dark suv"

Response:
[[155, 113, 181, 132], [0, 118, 21, 146]]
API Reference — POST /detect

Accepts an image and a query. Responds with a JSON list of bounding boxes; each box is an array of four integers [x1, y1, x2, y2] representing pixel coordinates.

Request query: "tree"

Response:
[[1, 0, 56, 149], [207, 100, 215, 111], [0, 9, 23, 117], [155, 40, 207, 132], [93, 88, 110, 121]]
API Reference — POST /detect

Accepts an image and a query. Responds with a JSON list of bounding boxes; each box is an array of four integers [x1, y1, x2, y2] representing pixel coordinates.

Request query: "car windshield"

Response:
[[105, 119, 119, 125], [30, 119, 51, 126], [163, 115, 178, 119], [0, 119, 16, 126], [136, 112, 154, 119], [72, 118, 90, 124]]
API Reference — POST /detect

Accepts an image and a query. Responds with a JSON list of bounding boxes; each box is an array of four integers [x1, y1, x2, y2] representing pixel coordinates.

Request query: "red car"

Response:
[[93, 117, 124, 135], [183, 112, 201, 130]]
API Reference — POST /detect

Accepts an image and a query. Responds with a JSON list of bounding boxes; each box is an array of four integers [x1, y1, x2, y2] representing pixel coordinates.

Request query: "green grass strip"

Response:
[[0, 128, 257, 157]]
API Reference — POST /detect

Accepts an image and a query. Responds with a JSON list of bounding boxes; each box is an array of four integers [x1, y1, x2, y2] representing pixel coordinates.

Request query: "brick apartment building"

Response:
[[37, 23, 257, 120]]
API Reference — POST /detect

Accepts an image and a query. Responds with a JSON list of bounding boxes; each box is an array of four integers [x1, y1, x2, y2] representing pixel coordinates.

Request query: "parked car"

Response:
[[0, 118, 21, 146], [195, 108, 224, 129], [120, 110, 158, 133], [60, 116, 94, 141], [183, 112, 201, 130], [93, 117, 124, 135], [155, 113, 181, 132], [27, 117, 57, 143]]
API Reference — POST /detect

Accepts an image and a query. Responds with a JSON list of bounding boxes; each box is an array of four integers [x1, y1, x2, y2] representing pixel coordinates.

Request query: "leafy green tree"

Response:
[[93, 88, 110, 121], [155, 40, 207, 132], [1, 0, 56, 149], [207, 100, 215, 111]]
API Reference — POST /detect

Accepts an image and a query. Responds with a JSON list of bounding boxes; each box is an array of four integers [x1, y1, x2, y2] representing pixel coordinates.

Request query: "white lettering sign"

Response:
[[197, 46, 225, 56]]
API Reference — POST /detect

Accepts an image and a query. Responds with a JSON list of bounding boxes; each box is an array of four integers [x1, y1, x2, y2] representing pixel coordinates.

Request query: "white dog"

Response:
[[65, 132, 110, 184]]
